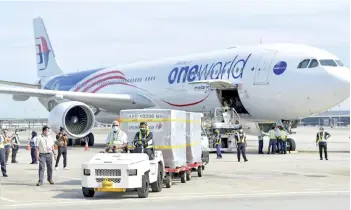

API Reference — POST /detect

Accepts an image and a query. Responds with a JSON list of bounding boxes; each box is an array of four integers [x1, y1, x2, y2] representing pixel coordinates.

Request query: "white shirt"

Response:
[[105, 129, 127, 145], [36, 134, 54, 153], [30, 136, 37, 147], [275, 129, 281, 137]]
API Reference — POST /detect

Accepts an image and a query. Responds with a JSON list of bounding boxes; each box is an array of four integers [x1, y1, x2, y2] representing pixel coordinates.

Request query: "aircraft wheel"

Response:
[[87, 133, 95, 147], [287, 138, 296, 151]]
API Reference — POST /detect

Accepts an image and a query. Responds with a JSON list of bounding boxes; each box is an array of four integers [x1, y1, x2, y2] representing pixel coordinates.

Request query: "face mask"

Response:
[[140, 128, 146, 132], [113, 126, 119, 131]]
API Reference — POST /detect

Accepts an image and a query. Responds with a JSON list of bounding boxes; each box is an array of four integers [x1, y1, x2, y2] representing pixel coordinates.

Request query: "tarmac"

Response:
[[0, 127, 349, 210]]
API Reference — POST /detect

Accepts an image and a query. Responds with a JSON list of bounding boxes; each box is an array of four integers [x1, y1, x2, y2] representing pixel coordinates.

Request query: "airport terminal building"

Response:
[[300, 110, 350, 127]]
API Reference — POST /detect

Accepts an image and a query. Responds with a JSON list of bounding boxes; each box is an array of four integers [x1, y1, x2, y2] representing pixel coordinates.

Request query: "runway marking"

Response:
[[0, 197, 16, 203], [56, 176, 81, 180], [3, 190, 349, 208]]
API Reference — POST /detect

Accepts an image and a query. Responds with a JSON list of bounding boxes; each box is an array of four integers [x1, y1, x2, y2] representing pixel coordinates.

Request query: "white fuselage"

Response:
[[39, 43, 350, 124]]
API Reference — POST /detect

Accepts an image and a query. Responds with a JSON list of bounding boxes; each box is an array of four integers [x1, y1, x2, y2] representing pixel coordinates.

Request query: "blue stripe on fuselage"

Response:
[[43, 68, 104, 91]]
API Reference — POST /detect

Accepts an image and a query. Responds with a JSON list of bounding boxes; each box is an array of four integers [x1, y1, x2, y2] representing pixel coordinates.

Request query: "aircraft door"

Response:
[[253, 51, 277, 85]]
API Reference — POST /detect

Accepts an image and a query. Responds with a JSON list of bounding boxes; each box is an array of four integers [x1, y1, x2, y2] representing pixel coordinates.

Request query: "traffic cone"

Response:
[[84, 140, 89, 151], [26, 137, 30, 150]]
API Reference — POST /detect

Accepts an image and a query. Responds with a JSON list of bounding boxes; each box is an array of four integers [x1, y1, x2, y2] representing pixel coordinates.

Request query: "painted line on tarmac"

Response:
[[56, 176, 81, 180], [0, 197, 16, 203], [3, 190, 349, 208]]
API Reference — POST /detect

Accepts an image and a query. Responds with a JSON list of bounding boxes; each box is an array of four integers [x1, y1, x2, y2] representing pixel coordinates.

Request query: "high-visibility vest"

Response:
[[281, 130, 287, 141], [108, 130, 126, 146], [3, 135, 10, 146], [138, 130, 153, 149], [108, 130, 123, 146], [318, 132, 327, 142], [236, 133, 245, 143], [269, 130, 276, 139], [215, 135, 221, 145]]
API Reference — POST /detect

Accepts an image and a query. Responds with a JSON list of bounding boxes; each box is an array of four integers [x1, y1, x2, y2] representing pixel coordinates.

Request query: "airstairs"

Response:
[[202, 107, 242, 152]]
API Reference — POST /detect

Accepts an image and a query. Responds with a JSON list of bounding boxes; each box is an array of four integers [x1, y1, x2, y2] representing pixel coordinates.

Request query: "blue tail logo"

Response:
[[36, 36, 50, 70]]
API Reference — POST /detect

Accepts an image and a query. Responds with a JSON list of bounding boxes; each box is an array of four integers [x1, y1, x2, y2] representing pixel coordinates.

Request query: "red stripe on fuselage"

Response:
[[74, 70, 125, 91]]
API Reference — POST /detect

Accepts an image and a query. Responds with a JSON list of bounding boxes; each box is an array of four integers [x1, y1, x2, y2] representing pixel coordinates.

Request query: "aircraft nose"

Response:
[[326, 67, 350, 100], [303, 67, 350, 115]]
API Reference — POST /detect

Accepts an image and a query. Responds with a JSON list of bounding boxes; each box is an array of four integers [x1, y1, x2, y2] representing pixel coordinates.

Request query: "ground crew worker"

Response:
[[55, 127, 69, 170], [36, 126, 56, 186], [222, 101, 229, 112], [105, 120, 128, 153], [316, 127, 331, 160], [267, 126, 276, 154], [258, 127, 268, 154], [214, 129, 222, 159], [30, 131, 38, 164], [0, 128, 8, 177], [234, 129, 248, 162], [280, 127, 287, 154], [11, 129, 20, 163], [133, 122, 155, 160], [3, 129, 11, 164], [275, 126, 281, 153]]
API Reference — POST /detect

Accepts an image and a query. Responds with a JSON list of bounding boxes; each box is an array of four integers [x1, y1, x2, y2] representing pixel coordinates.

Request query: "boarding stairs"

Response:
[[202, 107, 242, 130]]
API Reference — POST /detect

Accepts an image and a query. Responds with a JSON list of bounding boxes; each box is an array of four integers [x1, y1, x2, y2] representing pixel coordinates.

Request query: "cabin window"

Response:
[[335, 60, 344, 67], [297, 59, 310, 68], [319, 59, 337, 67]]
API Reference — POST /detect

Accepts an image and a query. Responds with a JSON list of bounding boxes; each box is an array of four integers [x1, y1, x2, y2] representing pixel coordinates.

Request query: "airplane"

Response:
[[0, 17, 349, 148]]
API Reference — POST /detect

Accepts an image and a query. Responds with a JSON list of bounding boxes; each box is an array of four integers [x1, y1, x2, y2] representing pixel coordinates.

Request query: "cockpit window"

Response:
[[308, 59, 319, 68], [319, 59, 337, 67], [335, 60, 344, 67], [297, 59, 310, 68]]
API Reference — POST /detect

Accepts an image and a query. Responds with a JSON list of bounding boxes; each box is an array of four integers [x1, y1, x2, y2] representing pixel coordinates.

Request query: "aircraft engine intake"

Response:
[[48, 101, 95, 139]]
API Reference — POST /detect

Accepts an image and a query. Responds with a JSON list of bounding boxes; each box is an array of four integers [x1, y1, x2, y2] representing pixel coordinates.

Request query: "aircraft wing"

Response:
[[0, 80, 40, 89], [0, 86, 154, 109], [189, 79, 243, 89]]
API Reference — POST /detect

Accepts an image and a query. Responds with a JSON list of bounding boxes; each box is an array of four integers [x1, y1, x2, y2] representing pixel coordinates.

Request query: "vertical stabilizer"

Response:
[[33, 17, 63, 78]]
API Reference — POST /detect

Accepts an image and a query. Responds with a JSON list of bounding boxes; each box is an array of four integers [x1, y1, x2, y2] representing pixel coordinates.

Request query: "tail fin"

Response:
[[33, 17, 63, 78]]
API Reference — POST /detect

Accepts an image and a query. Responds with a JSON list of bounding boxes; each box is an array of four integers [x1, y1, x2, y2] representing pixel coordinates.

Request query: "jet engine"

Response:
[[48, 101, 95, 139]]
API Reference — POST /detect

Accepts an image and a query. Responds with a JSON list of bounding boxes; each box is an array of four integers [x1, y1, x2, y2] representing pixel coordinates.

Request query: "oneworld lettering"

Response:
[[167, 54, 251, 84]]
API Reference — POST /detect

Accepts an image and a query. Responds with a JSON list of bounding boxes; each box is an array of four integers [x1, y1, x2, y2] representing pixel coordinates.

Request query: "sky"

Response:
[[0, 0, 349, 118]]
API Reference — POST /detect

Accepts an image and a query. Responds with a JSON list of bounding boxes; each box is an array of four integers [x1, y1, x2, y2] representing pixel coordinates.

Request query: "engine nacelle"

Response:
[[48, 101, 95, 139]]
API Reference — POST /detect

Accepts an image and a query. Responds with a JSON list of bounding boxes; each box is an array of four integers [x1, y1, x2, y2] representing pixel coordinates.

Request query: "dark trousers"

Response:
[[31, 148, 37, 163], [216, 144, 222, 158], [280, 141, 286, 154], [237, 143, 247, 161], [319, 142, 328, 159], [5, 146, 10, 163], [55, 147, 67, 168], [11, 145, 19, 162], [258, 140, 263, 154], [0, 148, 6, 175], [277, 139, 282, 152], [39, 153, 53, 183], [268, 139, 277, 154]]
